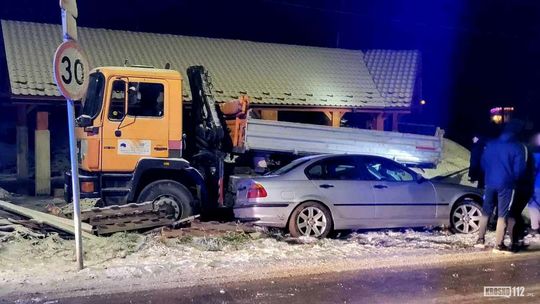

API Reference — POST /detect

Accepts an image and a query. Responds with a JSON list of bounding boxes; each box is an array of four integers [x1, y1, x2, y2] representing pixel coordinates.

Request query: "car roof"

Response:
[[300, 154, 389, 162]]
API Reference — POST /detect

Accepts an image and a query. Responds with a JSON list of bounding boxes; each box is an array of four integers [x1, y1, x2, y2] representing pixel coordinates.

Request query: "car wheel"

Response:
[[450, 198, 483, 234], [138, 180, 194, 221], [288, 202, 333, 238]]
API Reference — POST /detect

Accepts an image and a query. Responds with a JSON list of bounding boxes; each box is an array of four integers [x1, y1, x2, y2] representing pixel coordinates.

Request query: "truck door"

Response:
[[102, 78, 169, 171]]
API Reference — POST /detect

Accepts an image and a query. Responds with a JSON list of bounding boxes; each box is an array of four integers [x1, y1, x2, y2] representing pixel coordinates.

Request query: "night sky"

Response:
[[2, 0, 540, 145]]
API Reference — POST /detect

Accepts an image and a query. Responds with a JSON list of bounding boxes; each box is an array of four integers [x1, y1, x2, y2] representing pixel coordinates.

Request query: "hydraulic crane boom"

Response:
[[186, 66, 226, 206]]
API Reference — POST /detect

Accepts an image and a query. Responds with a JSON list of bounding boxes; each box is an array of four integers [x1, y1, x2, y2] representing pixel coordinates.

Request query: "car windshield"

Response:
[[266, 157, 311, 176], [81, 72, 105, 118]]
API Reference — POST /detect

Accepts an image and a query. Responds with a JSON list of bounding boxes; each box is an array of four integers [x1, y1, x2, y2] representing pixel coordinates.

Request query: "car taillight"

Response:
[[247, 183, 267, 199]]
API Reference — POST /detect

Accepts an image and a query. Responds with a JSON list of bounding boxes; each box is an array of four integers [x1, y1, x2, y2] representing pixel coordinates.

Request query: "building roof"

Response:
[[364, 50, 421, 104], [1, 20, 419, 109]]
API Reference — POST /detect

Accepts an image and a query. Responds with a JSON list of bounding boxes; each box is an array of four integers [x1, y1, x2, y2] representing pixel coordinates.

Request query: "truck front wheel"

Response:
[[137, 180, 194, 220]]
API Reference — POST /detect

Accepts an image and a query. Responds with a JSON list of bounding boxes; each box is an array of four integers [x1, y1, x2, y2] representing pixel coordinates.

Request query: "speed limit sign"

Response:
[[53, 40, 90, 100]]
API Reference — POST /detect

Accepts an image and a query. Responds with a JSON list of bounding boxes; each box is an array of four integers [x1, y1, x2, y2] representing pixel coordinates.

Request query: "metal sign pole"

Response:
[[66, 99, 83, 270], [56, 0, 87, 271]]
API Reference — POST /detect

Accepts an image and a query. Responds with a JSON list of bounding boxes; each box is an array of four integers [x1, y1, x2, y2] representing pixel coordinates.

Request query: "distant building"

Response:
[[489, 107, 514, 124]]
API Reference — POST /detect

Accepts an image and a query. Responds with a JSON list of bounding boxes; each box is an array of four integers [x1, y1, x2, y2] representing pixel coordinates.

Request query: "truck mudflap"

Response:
[[64, 171, 101, 203]]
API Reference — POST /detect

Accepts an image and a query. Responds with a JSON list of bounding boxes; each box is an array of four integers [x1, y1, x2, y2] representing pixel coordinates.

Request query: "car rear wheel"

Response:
[[450, 198, 483, 234], [138, 180, 194, 221], [288, 202, 333, 238]]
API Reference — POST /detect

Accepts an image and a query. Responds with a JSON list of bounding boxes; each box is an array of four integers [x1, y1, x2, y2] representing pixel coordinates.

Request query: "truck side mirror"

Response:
[[76, 114, 92, 127]]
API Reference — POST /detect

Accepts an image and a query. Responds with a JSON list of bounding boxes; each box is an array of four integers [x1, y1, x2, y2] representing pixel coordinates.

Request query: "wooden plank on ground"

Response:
[[0, 200, 97, 239]]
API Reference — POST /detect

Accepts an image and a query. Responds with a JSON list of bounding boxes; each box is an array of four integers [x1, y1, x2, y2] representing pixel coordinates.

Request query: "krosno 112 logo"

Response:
[[484, 286, 526, 298]]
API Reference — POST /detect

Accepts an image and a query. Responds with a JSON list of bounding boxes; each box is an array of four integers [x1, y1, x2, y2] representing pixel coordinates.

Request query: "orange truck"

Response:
[[66, 65, 250, 226]]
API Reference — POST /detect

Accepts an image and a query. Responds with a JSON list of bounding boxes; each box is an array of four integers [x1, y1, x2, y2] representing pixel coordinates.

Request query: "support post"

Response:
[[392, 113, 400, 131], [373, 113, 387, 131], [323, 111, 344, 127], [35, 112, 51, 195], [16, 106, 29, 180], [260, 110, 278, 121]]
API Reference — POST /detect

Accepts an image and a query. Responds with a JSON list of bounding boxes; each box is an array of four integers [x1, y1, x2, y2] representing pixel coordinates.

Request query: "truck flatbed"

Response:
[[240, 118, 443, 168]]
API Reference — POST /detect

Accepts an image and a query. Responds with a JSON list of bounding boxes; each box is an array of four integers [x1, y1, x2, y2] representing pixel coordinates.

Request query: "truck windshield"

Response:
[[81, 72, 105, 118]]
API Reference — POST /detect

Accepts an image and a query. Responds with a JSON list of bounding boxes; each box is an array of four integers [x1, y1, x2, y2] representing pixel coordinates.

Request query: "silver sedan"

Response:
[[234, 154, 483, 238]]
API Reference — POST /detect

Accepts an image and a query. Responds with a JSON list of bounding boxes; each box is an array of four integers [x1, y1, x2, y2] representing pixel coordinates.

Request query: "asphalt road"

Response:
[[36, 253, 540, 304]]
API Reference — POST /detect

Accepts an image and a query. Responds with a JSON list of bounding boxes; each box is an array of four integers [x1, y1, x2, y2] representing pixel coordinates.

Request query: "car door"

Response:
[[307, 156, 376, 221], [364, 157, 437, 224]]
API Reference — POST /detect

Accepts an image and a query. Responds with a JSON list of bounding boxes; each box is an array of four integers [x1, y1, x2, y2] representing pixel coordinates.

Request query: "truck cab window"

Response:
[[108, 80, 126, 121], [127, 82, 164, 117], [81, 72, 105, 119]]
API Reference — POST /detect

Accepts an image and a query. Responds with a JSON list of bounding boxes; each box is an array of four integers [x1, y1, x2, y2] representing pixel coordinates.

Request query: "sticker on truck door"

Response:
[[118, 140, 151, 155]]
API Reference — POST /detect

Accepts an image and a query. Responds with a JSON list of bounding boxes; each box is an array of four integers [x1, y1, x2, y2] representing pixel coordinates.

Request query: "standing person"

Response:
[[475, 120, 527, 252], [507, 142, 535, 252], [469, 135, 486, 189], [527, 134, 540, 237]]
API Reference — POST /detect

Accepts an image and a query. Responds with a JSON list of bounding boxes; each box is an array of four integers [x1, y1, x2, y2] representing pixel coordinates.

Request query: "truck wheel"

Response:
[[137, 180, 194, 220], [288, 201, 333, 238]]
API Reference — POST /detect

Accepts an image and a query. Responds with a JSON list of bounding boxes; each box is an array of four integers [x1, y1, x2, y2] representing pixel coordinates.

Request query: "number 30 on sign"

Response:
[[53, 40, 90, 100]]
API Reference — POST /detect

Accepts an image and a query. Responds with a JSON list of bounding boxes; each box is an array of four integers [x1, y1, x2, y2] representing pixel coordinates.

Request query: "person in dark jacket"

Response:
[[469, 135, 486, 189], [476, 120, 527, 252], [507, 143, 535, 251]]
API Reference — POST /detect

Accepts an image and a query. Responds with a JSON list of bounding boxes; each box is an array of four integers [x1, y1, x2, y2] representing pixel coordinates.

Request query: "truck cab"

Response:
[[66, 66, 207, 220]]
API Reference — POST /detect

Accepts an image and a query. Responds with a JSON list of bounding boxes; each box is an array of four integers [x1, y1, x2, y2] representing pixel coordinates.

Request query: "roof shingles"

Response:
[[364, 49, 420, 104], [1, 20, 418, 108]]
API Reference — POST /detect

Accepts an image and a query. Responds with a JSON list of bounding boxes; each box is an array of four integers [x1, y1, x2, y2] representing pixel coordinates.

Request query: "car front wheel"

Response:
[[450, 198, 483, 234], [288, 202, 333, 238]]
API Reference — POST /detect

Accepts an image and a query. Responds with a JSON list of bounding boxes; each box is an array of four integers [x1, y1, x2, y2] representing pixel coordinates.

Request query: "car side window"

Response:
[[364, 158, 415, 182], [306, 157, 375, 181]]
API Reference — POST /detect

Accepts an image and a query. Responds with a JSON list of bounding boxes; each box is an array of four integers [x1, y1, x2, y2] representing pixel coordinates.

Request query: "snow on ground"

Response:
[[4, 222, 537, 299]]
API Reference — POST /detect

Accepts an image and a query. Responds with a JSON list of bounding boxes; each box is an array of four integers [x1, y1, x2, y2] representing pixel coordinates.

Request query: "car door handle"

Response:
[[319, 184, 334, 189], [373, 184, 388, 189]]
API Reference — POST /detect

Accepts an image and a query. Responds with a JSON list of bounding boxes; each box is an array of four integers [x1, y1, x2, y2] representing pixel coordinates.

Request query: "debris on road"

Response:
[[0, 218, 46, 242], [0, 200, 96, 239], [56, 199, 99, 218], [0, 187, 12, 200], [160, 220, 256, 239], [284, 236, 319, 245]]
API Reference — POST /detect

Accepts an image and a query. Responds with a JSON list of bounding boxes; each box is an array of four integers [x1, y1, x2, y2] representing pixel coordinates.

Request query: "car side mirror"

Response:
[[417, 175, 427, 184], [76, 114, 92, 127]]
